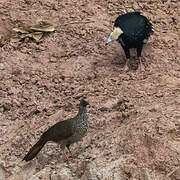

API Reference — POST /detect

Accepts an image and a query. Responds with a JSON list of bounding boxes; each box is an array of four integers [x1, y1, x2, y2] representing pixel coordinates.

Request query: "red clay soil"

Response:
[[0, 0, 179, 179]]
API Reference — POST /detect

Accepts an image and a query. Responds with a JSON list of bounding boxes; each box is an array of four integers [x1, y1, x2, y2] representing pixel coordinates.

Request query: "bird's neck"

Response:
[[78, 106, 87, 115], [76, 106, 87, 122], [76, 105, 88, 126]]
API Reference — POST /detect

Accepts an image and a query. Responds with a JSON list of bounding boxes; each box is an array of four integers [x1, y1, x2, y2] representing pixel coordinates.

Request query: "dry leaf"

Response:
[[30, 22, 55, 32], [12, 27, 29, 34], [19, 32, 43, 41], [20, 34, 30, 39], [12, 21, 55, 42], [31, 32, 43, 41]]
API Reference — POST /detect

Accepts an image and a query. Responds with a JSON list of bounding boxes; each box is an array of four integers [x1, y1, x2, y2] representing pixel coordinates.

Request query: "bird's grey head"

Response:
[[105, 27, 123, 45], [80, 98, 89, 107]]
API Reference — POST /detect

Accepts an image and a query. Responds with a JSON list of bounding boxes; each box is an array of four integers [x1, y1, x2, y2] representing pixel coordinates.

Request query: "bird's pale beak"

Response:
[[105, 32, 113, 45]]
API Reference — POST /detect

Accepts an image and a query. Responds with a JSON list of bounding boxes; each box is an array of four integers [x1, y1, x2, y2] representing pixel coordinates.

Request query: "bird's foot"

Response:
[[123, 65, 129, 72], [66, 145, 73, 158], [123, 63, 129, 72], [63, 150, 70, 162], [123, 59, 129, 72], [138, 57, 145, 72], [64, 155, 69, 162], [138, 63, 145, 72]]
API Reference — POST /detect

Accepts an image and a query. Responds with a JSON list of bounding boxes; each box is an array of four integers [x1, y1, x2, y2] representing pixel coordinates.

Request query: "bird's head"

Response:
[[80, 98, 89, 107], [105, 27, 123, 45]]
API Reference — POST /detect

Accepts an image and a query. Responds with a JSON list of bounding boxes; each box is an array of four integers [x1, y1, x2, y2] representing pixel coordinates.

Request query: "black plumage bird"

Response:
[[106, 12, 153, 71]]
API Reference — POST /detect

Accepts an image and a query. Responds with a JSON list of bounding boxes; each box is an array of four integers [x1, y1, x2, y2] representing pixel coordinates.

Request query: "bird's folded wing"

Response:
[[43, 118, 74, 141]]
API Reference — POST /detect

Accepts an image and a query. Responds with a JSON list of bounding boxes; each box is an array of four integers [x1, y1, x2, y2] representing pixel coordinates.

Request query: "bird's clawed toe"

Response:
[[123, 64, 129, 72], [122, 59, 129, 72], [138, 64, 145, 72], [138, 57, 145, 72]]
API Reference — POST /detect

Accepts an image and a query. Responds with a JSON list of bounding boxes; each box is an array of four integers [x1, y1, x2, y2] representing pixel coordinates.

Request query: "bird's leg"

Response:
[[63, 149, 69, 162], [66, 144, 73, 157], [123, 48, 130, 71], [123, 58, 129, 71], [138, 56, 145, 72], [136, 45, 145, 71], [61, 145, 69, 162]]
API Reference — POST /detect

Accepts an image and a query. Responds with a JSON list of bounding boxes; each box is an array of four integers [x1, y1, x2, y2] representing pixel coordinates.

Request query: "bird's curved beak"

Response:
[[105, 32, 113, 45]]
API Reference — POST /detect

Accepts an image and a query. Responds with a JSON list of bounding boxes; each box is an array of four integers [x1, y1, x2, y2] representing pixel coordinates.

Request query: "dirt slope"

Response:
[[0, 0, 179, 179]]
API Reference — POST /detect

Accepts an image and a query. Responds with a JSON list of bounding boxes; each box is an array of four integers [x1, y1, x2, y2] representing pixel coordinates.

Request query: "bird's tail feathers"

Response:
[[23, 138, 47, 161]]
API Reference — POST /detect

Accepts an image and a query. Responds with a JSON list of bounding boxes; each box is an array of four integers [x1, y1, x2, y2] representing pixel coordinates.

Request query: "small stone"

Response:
[[49, 57, 57, 63], [0, 63, 4, 70], [149, 104, 160, 112], [3, 103, 11, 112], [91, 155, 96, 160], [156, 92, 163, 98], [99, 107, 108, 112]]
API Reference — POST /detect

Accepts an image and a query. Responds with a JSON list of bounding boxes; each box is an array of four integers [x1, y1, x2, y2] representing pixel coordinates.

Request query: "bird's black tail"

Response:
[[144, 19, 153, 40], [23, 138, 47, 161]]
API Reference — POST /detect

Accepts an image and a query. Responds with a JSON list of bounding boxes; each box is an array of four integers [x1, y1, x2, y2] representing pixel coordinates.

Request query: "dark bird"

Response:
[[23, 98, 89, 161], [106, 12, 153, 71]]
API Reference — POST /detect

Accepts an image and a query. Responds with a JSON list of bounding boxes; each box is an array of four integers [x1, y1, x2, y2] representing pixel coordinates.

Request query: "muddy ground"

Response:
[[0, 0, 180, 179]]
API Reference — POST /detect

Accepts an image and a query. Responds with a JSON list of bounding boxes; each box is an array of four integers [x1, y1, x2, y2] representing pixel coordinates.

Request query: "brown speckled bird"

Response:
[[23, 98, 89, 161]]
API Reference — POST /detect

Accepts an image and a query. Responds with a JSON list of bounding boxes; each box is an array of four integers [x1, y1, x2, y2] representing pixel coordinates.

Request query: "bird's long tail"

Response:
[[23, 137, 47, 161]]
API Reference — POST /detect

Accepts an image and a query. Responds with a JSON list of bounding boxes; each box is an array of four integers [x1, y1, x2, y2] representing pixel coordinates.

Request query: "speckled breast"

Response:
[[68, 113, 88, 144]]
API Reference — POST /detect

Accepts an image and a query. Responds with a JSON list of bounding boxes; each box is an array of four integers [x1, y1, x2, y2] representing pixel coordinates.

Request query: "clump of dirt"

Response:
[[0, 0, 179, 179]]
